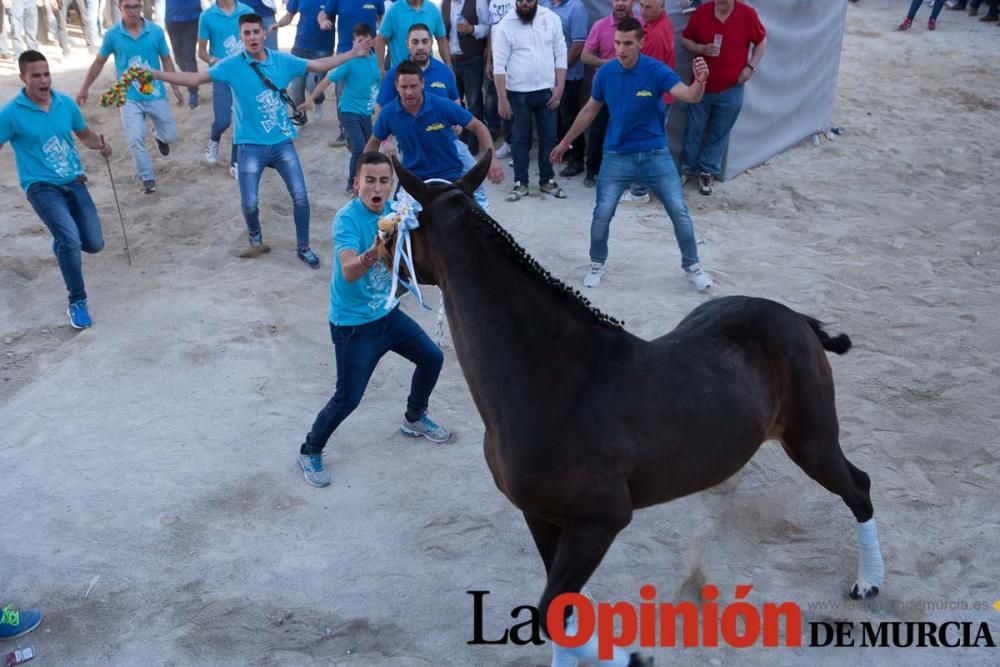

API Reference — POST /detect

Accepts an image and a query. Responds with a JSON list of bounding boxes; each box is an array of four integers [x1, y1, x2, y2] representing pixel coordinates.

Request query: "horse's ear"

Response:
[[455, 149, 492, 199], [391, 155, 431, 204]]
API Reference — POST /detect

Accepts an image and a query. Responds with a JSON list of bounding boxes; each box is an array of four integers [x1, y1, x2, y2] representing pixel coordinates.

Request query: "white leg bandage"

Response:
[[854, 518, 885, 595]]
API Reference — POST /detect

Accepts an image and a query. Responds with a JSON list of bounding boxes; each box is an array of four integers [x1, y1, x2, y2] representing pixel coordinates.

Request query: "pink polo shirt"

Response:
[[583, 13, 638, 60]]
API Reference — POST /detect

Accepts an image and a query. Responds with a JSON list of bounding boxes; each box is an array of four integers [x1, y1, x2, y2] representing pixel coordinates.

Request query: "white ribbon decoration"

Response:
[[383, 189, 430, 311]]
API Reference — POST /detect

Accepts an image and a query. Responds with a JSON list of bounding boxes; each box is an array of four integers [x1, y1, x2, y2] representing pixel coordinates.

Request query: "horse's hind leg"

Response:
[[524, 513, 560, 575], [781, 423, 885, 600]]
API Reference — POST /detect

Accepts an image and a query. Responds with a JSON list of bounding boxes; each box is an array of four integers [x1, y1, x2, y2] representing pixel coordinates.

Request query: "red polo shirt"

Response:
[[682, 1, 766, 94], [641, 12, 676, 104]]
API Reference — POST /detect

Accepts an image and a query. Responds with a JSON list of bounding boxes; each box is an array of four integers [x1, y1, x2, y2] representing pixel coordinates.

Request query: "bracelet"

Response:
[[746, 64, 755, 71], [559, 140, 572, 149]]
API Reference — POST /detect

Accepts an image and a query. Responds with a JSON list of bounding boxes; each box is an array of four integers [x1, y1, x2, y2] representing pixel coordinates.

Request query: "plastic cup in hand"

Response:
[[712, 34, 723, 56]]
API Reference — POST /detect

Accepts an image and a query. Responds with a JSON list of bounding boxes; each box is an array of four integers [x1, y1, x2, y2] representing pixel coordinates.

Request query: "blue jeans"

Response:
[[508, 88, 557, 185], [237, 140, 311, 250], [907, 0, 946, 19], [453, 52, 485, 153], [120, 98, 177, 181], [26, 180, 105, 304], [289, 46, 332, 108], [210, 82, 237, 166], [342, 111, 373, 188], [301, 307, 445, 454], [629, 104, 671, 198], [590, 149, 699, 269], [680, 84, 744, 177]]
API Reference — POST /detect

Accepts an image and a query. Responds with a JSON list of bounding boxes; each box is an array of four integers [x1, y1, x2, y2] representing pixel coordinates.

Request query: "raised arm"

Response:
[[151, 67, 212, 88], [668, 56, 707, 104], [306, 37, 375, 73]]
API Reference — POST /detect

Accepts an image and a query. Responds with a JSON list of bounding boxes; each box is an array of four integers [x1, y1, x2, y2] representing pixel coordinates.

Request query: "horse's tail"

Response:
[[803, 315, 852, 355]]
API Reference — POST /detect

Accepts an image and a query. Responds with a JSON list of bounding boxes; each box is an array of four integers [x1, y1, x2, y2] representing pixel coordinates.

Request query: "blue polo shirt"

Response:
[[241, 0, 276, 19], [330, 198, 396, 325], [165, 0, 202, 22], [198, 2, 254, 60], [209, 50, 310, 145], [0, 90, 86, 192], [324, 0, 384, 54], [287, 0, 335, 52], [329, 53, 381, 115], [376, 57, 457, 107], [591, 54, 680, 153], [378, 0, 446, 69], [98, 20, 170, 102], [373, 93, 472, 180], [541, 0, 587, 81]]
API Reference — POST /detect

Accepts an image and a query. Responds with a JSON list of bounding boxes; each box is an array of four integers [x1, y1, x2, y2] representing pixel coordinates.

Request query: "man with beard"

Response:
[[580, 0, 638, 188], [1, 51, 114, 329], [296, 152, 451, 488], [551, 18, 714, 292], [491, 0, 567, 202], [151, 13, 373, 266]]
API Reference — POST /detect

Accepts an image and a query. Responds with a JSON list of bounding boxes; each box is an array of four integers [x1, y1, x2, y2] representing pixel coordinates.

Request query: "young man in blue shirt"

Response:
[[77, 0, 185, 195], [297, 151, 450, 488], [365, 60, 503, 191], [550, 17, 714, 291], [271, 0, 337, 124], [198, 0, 254, 175], [300, 23, 381, 196], [153, 13, 374, 268], [1, 51, 114, 329]]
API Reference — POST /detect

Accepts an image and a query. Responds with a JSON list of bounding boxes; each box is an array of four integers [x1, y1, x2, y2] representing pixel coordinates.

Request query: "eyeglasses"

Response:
[[121, 4, 142, 10]]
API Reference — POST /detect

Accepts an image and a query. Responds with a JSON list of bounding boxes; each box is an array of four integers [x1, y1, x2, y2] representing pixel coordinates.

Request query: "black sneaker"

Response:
[[143, 179, 156, 194], [560, 161, 584, 178], [155, 138, 170, 156], [698, 172, 713, 196], [297, 247, 321, 269], [583, 172, 597, 188]]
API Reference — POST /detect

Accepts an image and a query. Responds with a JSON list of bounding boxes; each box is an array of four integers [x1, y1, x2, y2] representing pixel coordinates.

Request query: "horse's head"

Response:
[[377, 150, 493, 287]]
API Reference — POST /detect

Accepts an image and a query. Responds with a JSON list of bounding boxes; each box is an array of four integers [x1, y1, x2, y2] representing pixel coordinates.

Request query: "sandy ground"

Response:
[[2, 2, 1000, 665]]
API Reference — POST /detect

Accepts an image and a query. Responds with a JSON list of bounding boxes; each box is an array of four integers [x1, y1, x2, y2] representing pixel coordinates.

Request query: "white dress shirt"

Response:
[[491, 5, 568, 92]]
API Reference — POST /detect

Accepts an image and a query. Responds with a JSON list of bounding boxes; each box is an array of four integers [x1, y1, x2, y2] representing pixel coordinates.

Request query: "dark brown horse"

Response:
[[386, 153, 885, 665]]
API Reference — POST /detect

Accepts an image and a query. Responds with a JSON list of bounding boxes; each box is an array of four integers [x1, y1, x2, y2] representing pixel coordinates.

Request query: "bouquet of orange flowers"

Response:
[[99, 66, 155, 107]]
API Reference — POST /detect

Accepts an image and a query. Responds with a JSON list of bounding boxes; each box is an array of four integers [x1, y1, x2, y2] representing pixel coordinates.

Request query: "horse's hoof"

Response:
[[849, 582, 880, 600], [629, 652, 654, 667]]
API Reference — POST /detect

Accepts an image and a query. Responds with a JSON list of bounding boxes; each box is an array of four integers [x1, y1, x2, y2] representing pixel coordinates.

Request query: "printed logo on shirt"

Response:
[[224, 35, 242, 55], [425, 123, 446, 132], [430, 81, 447, 89], [635, 90, 653, 97], [256, 89, 293, 137], [367, 263, 395, 313], [363, 3, 375, 8], [42, 135, 80, 178]]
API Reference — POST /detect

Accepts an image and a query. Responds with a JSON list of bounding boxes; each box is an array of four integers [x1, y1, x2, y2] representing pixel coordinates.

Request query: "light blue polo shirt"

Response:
[[98, 20, 170, 102], [209, 50, 309, 145], [591, 54, 680, 153], [198, 2, 254, 60], [541, 0, 587, 81], [373, 93, 472, 181], [324, 0, 384, 54], [330, 198, 395, 326], [329, 54, 381, 115], [0, 90, 86, 192], [378, 0, 447, 70], [376, 56, 458, 108]]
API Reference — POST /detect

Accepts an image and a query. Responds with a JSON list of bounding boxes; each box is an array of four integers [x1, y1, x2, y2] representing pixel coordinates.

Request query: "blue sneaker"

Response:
[[0, 605, 43, 640], [297, 453, 331, 487], [400, 414, 451, 443], [297, 247, 321, 269], [67, 299, 92, 329]]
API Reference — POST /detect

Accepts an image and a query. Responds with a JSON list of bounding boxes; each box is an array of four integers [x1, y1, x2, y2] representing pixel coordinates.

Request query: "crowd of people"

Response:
[[2, 1, 773, 494]]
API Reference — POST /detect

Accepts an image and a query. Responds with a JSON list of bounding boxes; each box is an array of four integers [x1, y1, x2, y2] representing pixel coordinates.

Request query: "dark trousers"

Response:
[[509, 89, 558, 185], [585, 105, 610, 178], [484, 77, 508, 143], [453, 52, 485, 154], [301, 308, 444, 454], [166, 20, 199, 98], [557, 78, 586, 165], [342, 111, 373, 188]]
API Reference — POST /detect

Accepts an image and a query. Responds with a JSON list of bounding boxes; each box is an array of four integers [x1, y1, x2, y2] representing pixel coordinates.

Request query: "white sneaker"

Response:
[[495, 142, 511, 159], [620, 191, 650, 205], [583, 262, 606, 288], [685, 263, 713, 291], [230, 163, 238, 180], [205, 139, 220, 165]]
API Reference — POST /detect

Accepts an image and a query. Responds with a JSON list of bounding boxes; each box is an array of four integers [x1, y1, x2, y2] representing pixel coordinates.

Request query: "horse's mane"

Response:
[[437, 187, 624, 330]]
